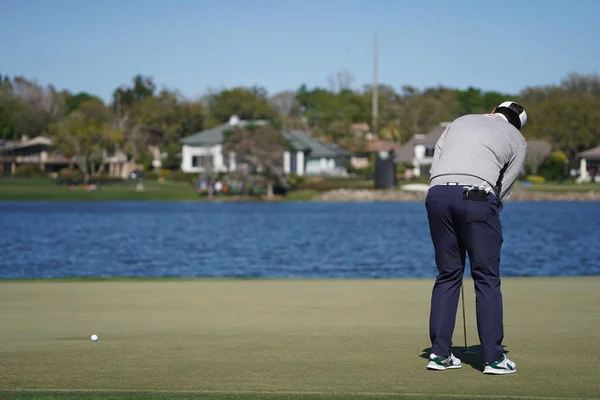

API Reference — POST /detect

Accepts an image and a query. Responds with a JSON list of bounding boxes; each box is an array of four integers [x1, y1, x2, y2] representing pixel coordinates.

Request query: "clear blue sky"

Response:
[[3, 0, 599, 102]]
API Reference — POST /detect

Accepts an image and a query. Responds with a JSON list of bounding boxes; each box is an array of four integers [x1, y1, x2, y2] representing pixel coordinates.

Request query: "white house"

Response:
[[395, 122, 450, 177], [180, 115, 351, 176]]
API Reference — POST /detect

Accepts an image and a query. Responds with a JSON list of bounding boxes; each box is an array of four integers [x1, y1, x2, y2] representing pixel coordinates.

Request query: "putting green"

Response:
[[0, 278, 598, 400]]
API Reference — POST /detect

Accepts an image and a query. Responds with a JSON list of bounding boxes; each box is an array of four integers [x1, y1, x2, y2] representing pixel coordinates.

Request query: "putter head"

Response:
[[462, 347, 478, 354]]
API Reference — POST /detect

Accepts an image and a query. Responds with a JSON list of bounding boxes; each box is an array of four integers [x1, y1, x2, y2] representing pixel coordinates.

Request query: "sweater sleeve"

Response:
[[429, 126, 449, 174], [498, 144, 527, 203]]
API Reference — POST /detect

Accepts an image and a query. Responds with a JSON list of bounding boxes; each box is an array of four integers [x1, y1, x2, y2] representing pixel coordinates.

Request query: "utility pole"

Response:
[[372, 32, 378, 136]]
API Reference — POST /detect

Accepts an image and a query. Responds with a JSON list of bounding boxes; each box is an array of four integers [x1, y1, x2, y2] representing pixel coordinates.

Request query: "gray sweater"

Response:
[[429, 113, 527, 203]]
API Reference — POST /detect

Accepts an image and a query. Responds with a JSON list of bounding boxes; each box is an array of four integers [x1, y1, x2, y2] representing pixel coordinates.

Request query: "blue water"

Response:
[[1, 201, 599, 279]]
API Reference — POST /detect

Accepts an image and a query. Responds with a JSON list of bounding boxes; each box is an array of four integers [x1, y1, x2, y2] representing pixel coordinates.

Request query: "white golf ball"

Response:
[[90, 334, 98, 342]]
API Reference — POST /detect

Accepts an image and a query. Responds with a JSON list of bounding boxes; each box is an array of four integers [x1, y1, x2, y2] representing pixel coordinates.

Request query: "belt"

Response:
[[445, 182, 468, 186]]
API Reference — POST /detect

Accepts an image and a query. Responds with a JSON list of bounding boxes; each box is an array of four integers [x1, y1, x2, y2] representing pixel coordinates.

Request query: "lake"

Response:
[[1, 201, 599, 279]]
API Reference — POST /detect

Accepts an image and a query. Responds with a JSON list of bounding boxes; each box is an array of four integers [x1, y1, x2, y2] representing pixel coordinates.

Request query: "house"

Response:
[[395, 122, 450, 177], [348, 138, 401, 170], [0, 136, 69, 177], [180, 115, 352, 176], [576, 146, 600, 183], [0, 135, 132, 179]]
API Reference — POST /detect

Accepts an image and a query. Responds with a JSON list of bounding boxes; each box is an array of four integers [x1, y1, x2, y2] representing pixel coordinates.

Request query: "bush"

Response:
[[287, 173, 306, 189], [396, 162, 414, 174], [525, 175, 545, 184], [57, 168, 84, 185], [138, 152, 154, 172], [162, 143, 182, 170], [159, 169, 172, 179], [13, 164, 46, 178], [538, 151, 568, 182], [168, 170, 196, 183], [142, 171, 160, 181]]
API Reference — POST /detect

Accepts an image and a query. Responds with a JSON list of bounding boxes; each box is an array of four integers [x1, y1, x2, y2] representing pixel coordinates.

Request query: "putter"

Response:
[[461, 280, 477, 354]]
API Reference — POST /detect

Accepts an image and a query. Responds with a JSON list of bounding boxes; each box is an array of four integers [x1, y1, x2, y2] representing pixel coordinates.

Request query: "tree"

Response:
[[524, 140, 553, 175], [206, 86, 279, 125], [161, 142, 182, 170], [560, 72, 600, 95], [521, 84, 600, 159], [456, 87, 507, 115], [379, 85, 459, 142], [65, 92, 102, 114], [48, 99, 123, 181], [269, 90, 301, 118], [0, 76, 64, 140], [112, 75, 156, 110], [180, 100, 205, 135], [109, 76, 205, 166], [223, 123, 288, 198], [296, 85, 368, 141]]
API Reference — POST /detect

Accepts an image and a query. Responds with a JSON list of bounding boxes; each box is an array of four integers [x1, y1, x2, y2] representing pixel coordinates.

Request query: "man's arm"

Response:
[[429, 126, 450, 174], [498, 144, 527, 203]]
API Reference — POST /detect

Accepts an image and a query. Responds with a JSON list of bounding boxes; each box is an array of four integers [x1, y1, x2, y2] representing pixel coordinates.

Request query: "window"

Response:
[[425, 146, 435, 158], [191, 155, 213, 169]]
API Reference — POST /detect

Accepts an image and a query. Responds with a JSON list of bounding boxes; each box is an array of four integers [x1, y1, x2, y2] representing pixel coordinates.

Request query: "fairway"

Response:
[[1, 279, 599, 400]]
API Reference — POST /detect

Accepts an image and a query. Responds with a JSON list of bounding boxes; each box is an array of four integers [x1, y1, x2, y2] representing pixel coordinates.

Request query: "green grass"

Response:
[[0, 179, 319, 202], [1, 278, 599, 400], [0, 178, 199, 201], [6, 392, 587, 400], [2, 391, 593, 400]]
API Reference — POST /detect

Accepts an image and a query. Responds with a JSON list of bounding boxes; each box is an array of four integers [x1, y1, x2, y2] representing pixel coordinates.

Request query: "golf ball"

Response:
[[90, 334, 98, 342]]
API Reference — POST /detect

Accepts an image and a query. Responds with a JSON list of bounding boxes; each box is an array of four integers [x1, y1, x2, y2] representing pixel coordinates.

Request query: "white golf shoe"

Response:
[[426, 352, 462, 370], [483, 355, 517, 375]]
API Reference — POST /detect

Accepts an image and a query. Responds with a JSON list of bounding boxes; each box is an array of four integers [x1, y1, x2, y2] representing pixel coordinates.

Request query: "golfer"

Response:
[[424, 101, 528, 374]]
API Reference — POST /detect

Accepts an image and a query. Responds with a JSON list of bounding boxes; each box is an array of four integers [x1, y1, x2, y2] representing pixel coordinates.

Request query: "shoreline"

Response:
[[1, 189, 600, 202], [313, 188, 600, 202]]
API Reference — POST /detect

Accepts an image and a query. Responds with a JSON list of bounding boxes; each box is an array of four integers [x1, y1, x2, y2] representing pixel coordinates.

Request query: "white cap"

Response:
[[497, 101, 527, 129]]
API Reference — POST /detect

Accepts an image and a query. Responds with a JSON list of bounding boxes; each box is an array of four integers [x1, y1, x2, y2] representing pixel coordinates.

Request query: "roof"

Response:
[[362, 138, 401, 153], [413, 122, 450, 145], [394, 122, 450, 163], [578, 146, 600, 160], [282, 129, 351, 158], [180, 116, 269, 146], [181, 115, 352, 158], [0, 136, 53, 152]]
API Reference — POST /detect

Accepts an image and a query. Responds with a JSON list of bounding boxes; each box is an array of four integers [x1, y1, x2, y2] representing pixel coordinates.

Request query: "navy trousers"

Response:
[[425, 185, 505, 363]]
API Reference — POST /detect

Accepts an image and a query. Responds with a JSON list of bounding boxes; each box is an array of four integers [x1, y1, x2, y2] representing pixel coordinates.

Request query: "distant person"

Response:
[[425, 101, 527, 374]]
